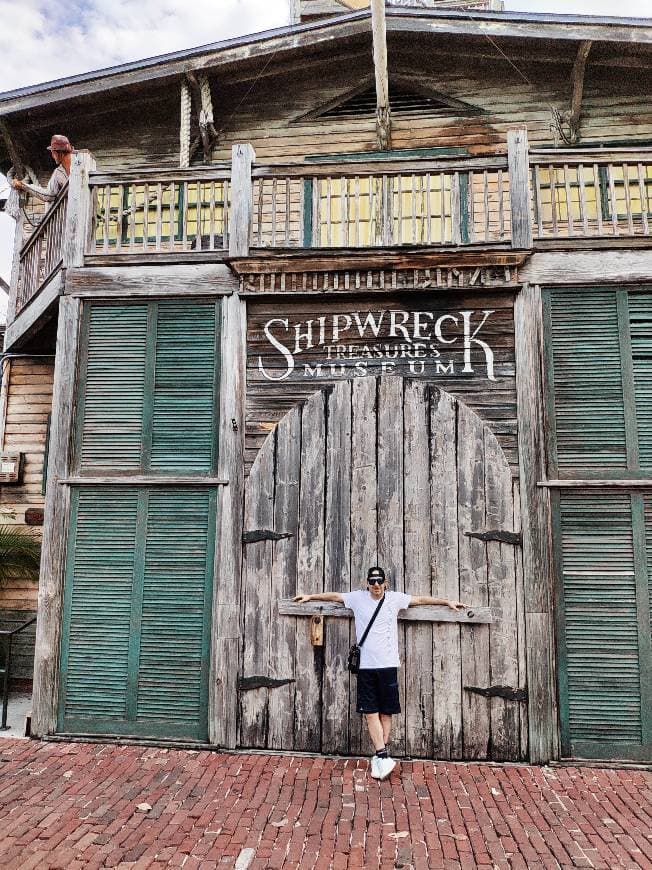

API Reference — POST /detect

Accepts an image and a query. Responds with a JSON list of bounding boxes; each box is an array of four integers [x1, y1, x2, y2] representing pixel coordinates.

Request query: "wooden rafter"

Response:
[[371, 0, 391, 150], [568, 40, 592, 144]]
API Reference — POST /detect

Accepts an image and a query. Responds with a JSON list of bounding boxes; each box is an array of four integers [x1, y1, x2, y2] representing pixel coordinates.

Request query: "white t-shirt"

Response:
[[342, 590, 412, 669]]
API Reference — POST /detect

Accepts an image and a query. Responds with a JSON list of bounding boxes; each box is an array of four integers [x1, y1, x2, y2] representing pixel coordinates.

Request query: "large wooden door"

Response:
[[240, 376, 526, 760]]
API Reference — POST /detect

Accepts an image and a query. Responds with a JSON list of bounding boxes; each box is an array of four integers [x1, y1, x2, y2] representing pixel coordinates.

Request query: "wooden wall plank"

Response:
[[294, 392, 326, 752], [239, 426, 275, 747], [322, 380, 352, 755], [349, 376, 378, 756], [377, 375, 406, 756], [404, 380, 434, 757], [268, 405, 301, 749], [457, 400, 491, 758], [484, 426, 520, 760], [430, 388, 463, 759]]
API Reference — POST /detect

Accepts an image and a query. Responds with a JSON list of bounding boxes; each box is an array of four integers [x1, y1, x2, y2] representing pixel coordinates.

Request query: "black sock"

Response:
[[375, 747, 388, 759]]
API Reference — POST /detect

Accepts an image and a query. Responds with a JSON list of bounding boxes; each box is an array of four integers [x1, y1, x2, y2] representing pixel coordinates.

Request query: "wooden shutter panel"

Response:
[[137, 489, 215, 726], [549, 289, 627, 470], [78, 300, 219, 474], [629, 293, 652, 469], [151, 300, 218, 473], [60, 487, 216, 739], [645, 496, 652, 636], [60, 488, 139, 721], [80, 305, 147, 469], [559, 493, 642, 746]]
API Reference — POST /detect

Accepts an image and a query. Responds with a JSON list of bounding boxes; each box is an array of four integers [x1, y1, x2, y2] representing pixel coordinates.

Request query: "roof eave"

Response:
[[1, 8, 651, 116]]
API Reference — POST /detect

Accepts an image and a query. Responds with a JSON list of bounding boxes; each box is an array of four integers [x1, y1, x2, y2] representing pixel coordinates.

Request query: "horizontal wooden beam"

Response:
[[229, 248, 530, 275], [65, 263, 238, 296], [3, 271, 62, 352], [59, 477, 229, 486], [539, 479, 652, 488], [278, 599, 492, 624]]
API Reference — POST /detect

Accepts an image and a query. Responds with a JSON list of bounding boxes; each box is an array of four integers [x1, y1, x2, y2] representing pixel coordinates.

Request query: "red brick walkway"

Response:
[[0, 739, 650, 869]]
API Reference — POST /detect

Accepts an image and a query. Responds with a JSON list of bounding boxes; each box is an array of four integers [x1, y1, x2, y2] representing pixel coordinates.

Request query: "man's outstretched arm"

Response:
[[293, 592, 344, 604], [409, 596, 467, 610]]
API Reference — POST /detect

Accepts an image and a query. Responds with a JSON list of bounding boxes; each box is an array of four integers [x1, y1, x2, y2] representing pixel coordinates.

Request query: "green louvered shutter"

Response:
[[558, 493, 648, 758], [59, 489, 139, 724], [60, 487, 216, 740], [548, 288, 627, 471], [62, 297, 220, 741], [151, 301, 218, 472], [80, 306, 147, 469], [629, 294, 652, 469], [646, 496, 652, 635], [77, 300, 218, 474], [137, 489, 215, 729]]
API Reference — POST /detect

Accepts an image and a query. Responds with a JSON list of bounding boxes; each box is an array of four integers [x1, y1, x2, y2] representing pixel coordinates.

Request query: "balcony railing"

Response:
[[16, 184, 68, 315], [89, 167, 231, 255], [251, 156, 511, 249], [531, 148, 652, 241], [9, 136, 652, 333]]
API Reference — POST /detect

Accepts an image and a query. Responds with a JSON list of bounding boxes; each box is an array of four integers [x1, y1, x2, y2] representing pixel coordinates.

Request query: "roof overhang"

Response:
[[0, 8, 651, 116]]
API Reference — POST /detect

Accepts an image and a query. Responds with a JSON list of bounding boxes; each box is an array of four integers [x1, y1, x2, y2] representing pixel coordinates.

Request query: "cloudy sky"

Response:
[[0, 0, 650, 316]]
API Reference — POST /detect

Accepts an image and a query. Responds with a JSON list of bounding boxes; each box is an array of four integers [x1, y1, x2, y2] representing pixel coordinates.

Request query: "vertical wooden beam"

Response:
[[63, 150, 96, 269], [514, 283, 559, 764], [4, 217, 23, 327], [507, 128, 533, 250], [31, 295, 82, 736], [371, 0, 391, 151], [210, 291, 247, 748], [229, 144, 255, 258], [568, 41, 592, 145]]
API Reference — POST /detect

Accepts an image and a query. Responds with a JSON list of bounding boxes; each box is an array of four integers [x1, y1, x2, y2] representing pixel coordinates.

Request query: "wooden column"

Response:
[[514, 283, 559, 763], [5, 214, 23, 328], [371, 0, 391, 151], [31, 295, 82, 736], [210, 291, 247, 747], [508, 128, 533, 250], [63, 150, 96, 269], [229, 144, 255, 258]]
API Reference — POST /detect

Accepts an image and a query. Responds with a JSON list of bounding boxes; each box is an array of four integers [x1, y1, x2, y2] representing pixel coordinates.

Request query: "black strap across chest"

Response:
[[358, 595, 385, 648]]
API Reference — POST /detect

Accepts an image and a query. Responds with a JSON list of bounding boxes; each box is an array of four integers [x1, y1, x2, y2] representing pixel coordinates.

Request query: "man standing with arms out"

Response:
[[11, 134, 74, 202], [294, 566, 467, 780]]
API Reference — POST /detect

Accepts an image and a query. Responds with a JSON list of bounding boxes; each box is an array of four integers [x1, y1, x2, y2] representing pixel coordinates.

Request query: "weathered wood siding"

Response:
[[19, 44, 652, 174], [0, 358, 53, 612], [240, 376, 526, 760], [246, 291, 517, 474]]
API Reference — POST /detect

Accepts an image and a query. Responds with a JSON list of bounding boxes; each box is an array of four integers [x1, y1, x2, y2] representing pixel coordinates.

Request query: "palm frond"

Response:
[[0, 525, 41, 585]]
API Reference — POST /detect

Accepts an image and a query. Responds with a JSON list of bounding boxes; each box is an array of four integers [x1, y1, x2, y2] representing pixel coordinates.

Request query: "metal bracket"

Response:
[[465, 529, 522, 546], [464, 684, 527, 702], [242, 530, 293, 544], [238, 676, 296, 692]]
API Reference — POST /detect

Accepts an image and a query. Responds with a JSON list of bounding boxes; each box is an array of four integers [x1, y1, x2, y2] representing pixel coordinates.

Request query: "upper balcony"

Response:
[[6, 132, 652, 344]]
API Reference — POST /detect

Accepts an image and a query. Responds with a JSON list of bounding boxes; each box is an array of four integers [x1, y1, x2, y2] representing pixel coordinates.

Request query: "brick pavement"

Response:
[[0, 738, 650, 869]]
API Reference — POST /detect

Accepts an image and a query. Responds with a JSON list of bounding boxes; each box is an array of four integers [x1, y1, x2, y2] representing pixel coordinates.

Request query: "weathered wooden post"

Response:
[[371, 0, 392, 151], [229, 143, 255, 257], [514, 283, 558, 763], [63, 150, 97, 269], [507, 127, 533, 250], [31, 150, 95, 736]]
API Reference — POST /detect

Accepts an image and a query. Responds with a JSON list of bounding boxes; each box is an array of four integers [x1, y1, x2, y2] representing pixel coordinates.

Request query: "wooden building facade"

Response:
[[0, 1, 651, 763]]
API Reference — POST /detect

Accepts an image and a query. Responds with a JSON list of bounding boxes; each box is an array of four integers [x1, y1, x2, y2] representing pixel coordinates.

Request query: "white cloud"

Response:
[[0, 0, 291, 93]]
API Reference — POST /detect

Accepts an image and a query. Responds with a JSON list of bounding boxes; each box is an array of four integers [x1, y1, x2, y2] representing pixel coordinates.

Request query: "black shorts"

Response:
[[356, 667, 401, 715]]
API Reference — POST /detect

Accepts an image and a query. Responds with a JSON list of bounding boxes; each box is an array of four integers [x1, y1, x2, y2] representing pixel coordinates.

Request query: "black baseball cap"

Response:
[[367, 566, 386, 582]]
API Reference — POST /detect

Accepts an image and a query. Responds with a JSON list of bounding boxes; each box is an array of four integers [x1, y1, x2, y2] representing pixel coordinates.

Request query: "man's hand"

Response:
[[10, 178, 26, 191], [446, 600, 468, 611], [293, 594, 312, 604]]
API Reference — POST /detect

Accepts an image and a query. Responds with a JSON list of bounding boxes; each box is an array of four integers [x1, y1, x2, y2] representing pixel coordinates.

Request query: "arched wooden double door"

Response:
[[240, 376, 526, 761]]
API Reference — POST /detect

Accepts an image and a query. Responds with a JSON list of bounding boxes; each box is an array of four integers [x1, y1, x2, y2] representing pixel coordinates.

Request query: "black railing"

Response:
[[0, 616, 36, 731]]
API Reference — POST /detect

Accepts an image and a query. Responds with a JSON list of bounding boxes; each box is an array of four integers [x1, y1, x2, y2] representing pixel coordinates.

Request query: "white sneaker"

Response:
[[370, 756, 382, 779], [375, 757, 397, 780]]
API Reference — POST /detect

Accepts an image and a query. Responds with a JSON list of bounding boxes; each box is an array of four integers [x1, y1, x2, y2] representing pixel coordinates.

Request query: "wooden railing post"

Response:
[[62, 150, 96, 268], [229, 143, 255, 257], [508, 127, 533, 249]]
